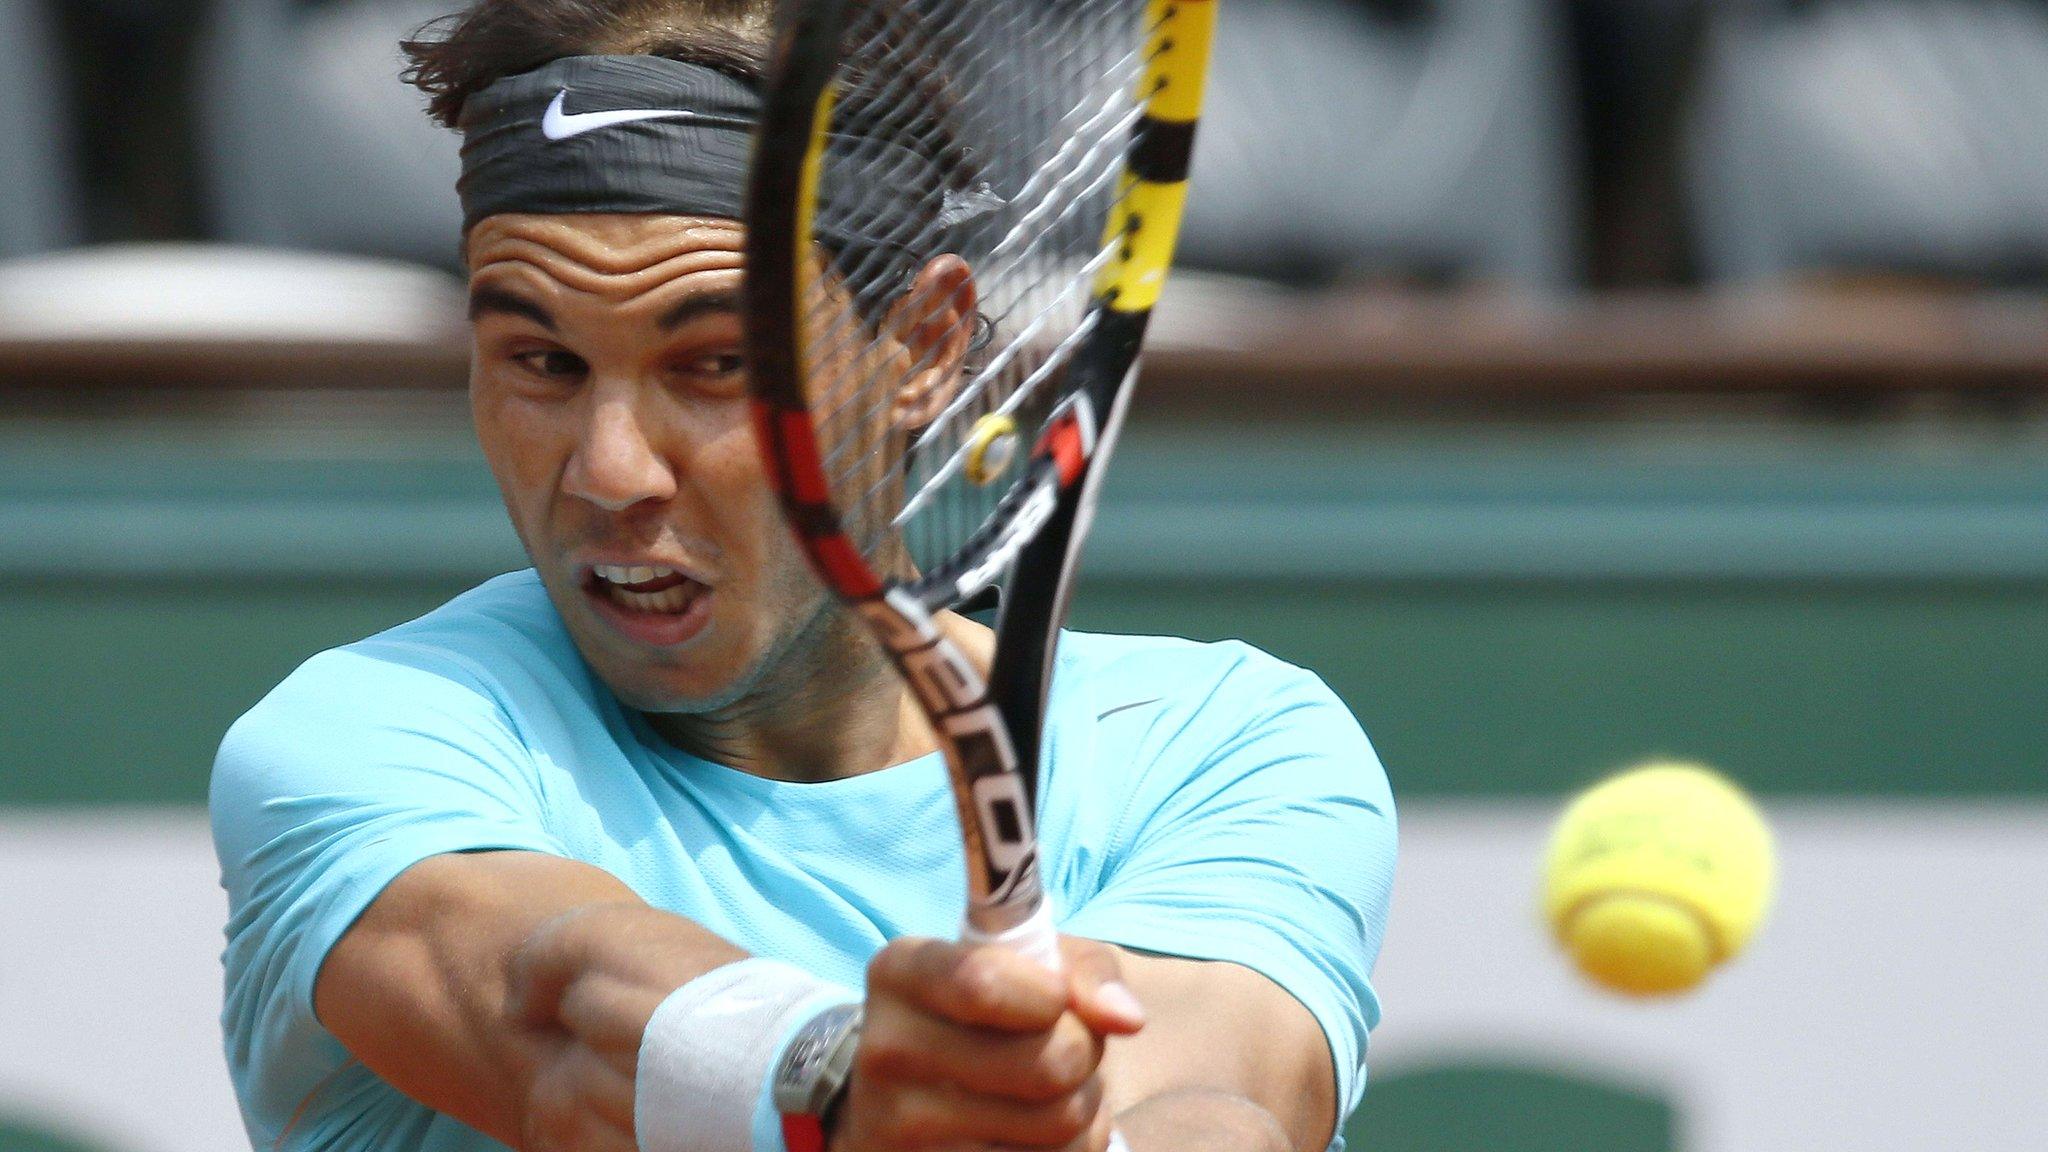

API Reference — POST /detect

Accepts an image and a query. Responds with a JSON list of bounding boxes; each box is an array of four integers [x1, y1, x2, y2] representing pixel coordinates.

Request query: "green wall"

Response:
[[0, 1119, 106, 1152], [1348, 1064, 1676, 1152], [2, 414, 2043, 804], [4, 574, 2043, 804]]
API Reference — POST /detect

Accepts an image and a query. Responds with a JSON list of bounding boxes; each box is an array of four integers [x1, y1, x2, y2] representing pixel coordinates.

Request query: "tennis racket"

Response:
[[744, 0, 1214, 969]]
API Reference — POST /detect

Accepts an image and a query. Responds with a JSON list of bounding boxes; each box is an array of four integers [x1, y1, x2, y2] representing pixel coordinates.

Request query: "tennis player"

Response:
[[210, 3, 1396, 1152]]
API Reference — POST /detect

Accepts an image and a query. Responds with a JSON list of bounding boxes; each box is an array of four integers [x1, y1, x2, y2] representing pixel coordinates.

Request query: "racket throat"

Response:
[[853, 589, 1050, 929], [987, 356, 1140, 795]]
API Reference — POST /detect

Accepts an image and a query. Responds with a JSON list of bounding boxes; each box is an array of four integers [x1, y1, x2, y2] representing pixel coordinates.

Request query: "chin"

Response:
[[540, 592, 746, 714], [568, 628, 759, 713], [603, 670, 758, 716]]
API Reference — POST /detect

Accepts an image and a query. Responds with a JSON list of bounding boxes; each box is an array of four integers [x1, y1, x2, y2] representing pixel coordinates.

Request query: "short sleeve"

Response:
[[210, 641, 568, 1142], [1060, 645, 1396, 1131]]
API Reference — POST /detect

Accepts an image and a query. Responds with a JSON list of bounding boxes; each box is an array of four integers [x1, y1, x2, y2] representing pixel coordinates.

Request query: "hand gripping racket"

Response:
[[744, 0, 1213, 1129]]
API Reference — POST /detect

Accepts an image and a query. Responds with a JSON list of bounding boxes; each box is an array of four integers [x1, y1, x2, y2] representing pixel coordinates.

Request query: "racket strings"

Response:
[[810, 71, 1145, 433], [811, 34, 1146, 453], [796, 0, 1155, 575], [816, 168, 1126, 492], [856, 92, 1147, 456]]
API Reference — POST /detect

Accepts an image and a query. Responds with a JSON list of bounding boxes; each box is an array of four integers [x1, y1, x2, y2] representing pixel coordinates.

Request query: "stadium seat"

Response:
[[1688, 0, 2048, 284], [191, 0, 1583, 287], [196, 0, 463, 268], [1178, 0, 1579, 288], [0, 0, 81, 257]]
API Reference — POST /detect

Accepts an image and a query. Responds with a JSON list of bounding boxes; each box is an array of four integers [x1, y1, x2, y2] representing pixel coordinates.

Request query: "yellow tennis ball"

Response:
[[1542, 761, 1775, 996]]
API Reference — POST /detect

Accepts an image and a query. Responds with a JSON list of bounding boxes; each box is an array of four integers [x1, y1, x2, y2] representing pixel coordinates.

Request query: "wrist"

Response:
[[633, 958, 858, 1152], [770, 1001, 862, 1152]]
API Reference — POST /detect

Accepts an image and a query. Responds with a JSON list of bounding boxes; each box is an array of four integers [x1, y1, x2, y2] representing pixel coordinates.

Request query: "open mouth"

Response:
[[590, 565, 703, 611], [583, 564, 714, 646]]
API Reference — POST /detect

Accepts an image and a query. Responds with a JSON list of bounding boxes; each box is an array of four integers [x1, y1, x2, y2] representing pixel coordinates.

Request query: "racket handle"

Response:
[[958, 899, 1063, 970], [960, 903, 1134, 1152]]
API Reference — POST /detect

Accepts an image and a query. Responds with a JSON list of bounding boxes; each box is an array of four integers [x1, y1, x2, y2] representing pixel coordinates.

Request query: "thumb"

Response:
[[1058, 937, 1146, 1035]]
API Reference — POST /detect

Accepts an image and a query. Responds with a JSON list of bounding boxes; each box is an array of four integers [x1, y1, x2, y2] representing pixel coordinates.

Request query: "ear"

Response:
[[883, 254, 978, 430]]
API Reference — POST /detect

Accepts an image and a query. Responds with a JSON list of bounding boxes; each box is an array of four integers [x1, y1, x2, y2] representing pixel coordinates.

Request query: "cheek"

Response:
[[697, 420, 778, 542], [474, 388, 563, 490], [692, 416, 816, 607]]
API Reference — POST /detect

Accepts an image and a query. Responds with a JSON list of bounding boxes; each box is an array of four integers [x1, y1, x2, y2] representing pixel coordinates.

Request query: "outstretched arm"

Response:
[[313, 850, 744, 1151], [317, 852, 1141, 1152], [1105, 949, 1337, 1152]]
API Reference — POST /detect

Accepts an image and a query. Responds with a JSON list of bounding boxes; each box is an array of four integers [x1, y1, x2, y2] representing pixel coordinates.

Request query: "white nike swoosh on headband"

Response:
[[541, 90, 704, 140]]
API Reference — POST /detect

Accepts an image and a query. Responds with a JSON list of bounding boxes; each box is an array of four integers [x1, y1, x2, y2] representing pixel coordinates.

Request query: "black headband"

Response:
[[459, 56, 756, 231], [457, 55, 982, 247]]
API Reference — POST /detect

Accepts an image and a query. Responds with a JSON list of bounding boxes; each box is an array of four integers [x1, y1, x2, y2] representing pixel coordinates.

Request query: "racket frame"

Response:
[[745, 0, 1214, 943]]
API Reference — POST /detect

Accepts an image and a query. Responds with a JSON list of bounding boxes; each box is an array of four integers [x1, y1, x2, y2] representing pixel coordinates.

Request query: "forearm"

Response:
[[1118, 1088, 1293, 1152], [316, 851, 746, 1148], [511, 899, 748, 1040], [1100, 950, 1338, 1152], [508, 900, 751, 1151]]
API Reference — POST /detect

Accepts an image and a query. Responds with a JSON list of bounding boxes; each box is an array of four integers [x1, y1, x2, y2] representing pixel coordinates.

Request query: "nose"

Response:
[[562, 387, 680, 512]]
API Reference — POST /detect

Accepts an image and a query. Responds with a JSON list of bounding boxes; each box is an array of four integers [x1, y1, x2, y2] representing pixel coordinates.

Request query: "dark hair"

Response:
[[402, 0, 775, 130]]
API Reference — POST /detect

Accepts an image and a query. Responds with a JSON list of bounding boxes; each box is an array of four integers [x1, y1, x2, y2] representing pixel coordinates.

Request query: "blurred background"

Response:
[[3, 0, 2046, 1150]]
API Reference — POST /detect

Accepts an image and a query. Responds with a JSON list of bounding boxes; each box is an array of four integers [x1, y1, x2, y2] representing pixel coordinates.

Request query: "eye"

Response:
[[687, 351, 744, 375], [674, 350, 747, 388], [511, 348, 589, 382]]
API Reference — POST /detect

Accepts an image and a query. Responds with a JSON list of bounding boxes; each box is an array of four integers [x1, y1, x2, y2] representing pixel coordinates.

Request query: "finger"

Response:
[[859, 999, 1105, 1101], [1056, 938, 1145, 1035], [870, 1079, 1106, 1149], [869, 937, 1068, 1031]]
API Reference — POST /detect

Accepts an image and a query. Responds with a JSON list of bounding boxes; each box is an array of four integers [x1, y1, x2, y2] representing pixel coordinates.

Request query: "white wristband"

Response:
[[634, 958, 858, 1152]]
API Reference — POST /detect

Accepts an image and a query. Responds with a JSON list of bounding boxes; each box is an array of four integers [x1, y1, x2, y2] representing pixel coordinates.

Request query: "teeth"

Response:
[[595, 564, 677, 586], [600, 580, 700, 614]]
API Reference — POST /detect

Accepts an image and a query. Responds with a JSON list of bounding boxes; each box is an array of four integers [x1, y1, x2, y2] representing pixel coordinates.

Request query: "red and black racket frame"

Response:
[[744, 0, 1181, 938]]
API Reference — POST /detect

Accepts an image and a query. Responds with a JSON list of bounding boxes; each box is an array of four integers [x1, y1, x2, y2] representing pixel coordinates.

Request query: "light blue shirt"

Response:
[[212, 570, 1395, 1152]]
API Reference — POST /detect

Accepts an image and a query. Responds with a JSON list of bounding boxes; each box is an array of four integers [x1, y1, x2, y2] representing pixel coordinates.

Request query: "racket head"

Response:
[[744, 0, 1215, 617], [743, 0, 1215, 930]]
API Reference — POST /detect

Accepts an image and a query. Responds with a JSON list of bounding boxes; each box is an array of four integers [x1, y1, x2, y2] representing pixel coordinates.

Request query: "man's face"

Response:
[[466, 213, 826, 712]]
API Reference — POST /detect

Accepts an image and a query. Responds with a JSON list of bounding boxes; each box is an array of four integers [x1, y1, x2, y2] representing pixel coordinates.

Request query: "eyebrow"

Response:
[[467, 285, 742, 333], [656, 290, 742, 332], [467, 286, 556, 331]]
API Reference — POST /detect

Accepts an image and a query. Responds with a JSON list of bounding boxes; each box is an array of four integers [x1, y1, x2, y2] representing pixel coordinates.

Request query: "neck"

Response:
[[646, 606, 989, 783]]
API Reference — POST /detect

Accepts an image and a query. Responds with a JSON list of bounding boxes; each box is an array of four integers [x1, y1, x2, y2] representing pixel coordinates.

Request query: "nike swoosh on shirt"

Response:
[[1097, 699, 1162, 721], [541, 91, 705, 140]]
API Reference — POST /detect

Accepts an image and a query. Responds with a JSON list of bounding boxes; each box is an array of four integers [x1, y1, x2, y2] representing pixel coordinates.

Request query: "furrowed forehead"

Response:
[[465, 213, 743, 274], [463, 214, 746, 320]]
